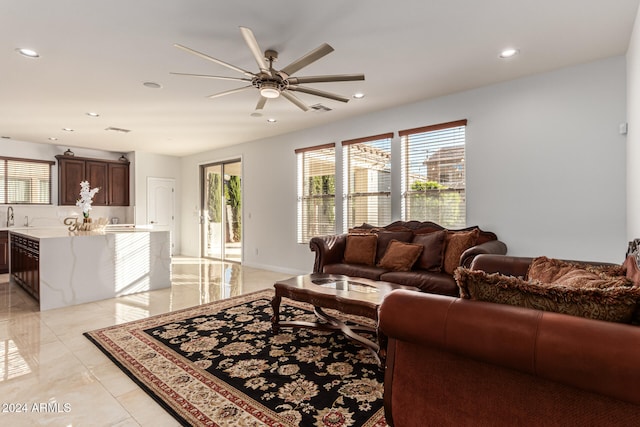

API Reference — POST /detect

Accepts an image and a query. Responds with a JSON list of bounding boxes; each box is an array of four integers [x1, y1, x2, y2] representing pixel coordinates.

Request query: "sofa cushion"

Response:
[[454, 268, 640, 323], [323, 263, 387, 280], [412, 231, 446, 272], [375, 231, 414, 263], [343, 234, 377, 266], [443, 229, 480, 275], [377, 240, 424, 272], [380, 271, 458, 296]]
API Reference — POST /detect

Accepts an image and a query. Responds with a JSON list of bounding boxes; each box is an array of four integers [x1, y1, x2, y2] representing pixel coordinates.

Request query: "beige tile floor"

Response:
[[0, 257, 291, 426]]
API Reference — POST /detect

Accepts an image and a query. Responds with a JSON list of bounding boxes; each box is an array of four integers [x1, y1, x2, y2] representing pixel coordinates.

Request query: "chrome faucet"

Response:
[[6, 206, 14, 227]]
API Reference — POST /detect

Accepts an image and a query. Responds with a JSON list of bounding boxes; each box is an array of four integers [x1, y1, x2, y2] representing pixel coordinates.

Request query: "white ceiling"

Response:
[[1, 0, 638, 157]]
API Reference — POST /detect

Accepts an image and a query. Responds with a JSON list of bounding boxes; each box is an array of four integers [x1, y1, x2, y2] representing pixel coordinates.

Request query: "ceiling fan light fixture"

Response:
[[260, 82, 280, 98]]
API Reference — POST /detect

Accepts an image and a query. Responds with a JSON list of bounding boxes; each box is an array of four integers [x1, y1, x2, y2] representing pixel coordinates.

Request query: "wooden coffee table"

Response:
[[271, 273, 419, 365]]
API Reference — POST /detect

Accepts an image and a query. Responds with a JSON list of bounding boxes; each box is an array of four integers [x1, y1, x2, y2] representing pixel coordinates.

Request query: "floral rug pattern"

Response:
[[84, 289, 387, 426]]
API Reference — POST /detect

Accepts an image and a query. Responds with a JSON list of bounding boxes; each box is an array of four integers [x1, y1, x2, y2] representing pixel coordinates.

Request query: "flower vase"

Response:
[[81, 216, 92, 230]]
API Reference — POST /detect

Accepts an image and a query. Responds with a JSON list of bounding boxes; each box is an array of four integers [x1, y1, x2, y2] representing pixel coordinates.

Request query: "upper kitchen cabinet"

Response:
[[56, 155, 130, 206], [107, 162, 130, 206]]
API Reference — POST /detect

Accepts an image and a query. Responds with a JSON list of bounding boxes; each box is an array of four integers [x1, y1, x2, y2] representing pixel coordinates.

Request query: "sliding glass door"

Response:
[[201, 160, 242, 263]]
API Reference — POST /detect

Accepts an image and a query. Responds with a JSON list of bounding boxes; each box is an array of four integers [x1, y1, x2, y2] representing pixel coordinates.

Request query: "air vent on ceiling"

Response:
[[105, 127, 131, 133], [310, 104, 332, 113]]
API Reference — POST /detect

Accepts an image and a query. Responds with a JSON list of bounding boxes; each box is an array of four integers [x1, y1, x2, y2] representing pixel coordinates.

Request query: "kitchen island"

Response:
[[9, 226, 171, 310]]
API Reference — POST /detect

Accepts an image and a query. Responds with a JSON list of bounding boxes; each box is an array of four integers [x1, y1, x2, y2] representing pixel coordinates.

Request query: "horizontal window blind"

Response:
[[400, 120, 467, 227], [296, 143, 336, 243], [342, 133, 393, 231], [0, 157, 54, 204]]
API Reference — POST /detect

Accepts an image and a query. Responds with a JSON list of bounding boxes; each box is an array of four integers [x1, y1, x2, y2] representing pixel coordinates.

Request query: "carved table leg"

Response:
[[271, 293, 282, 334], [377, 328, 388, 367]]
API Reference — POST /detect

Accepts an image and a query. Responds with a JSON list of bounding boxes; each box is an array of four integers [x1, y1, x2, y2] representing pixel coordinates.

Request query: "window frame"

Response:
[[0, 156, 55, 205], [295, 143, 337, 243], [399, 119, 467, 227], [342, 132, 393, 232]]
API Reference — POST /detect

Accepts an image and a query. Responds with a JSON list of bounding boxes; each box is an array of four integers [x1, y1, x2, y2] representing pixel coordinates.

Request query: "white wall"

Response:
[[132, 151, 182, 254], [180, 56, 628, 271], [628, 7, 640, 243], [1, 139, 130, 226]]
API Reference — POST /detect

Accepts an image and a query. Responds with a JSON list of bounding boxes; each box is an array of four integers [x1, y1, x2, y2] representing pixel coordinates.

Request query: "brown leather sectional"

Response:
[[378, 254, 640, 426], [309, 220, 507, 296]]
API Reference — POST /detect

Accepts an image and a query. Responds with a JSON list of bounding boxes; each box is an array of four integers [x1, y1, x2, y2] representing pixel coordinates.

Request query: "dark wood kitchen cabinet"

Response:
[[10, 233, 40, 301], [56, 155, 130, 206], [86, 160, 109, 205], [0, 231, 8, 274], [108, 162, 130, 207]]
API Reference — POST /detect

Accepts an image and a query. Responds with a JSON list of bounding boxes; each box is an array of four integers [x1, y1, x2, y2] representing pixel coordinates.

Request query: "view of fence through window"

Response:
[[343, 133, 392, 231], [296, 121, 466, 243], [401, 120, 467, 228], [296, 144, 336, 243]]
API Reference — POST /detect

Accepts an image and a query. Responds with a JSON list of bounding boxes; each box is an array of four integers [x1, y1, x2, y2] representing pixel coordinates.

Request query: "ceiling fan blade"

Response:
[[280, 43, 334, 77], [287, 74, 365, 84], [239, 27, 270, 76], [174, 43, 256, 78], [255, 96, 267, 110], [207, 85, 253, 99], [170, 72, 252, 82], [281, 91, 309, 111], [288, 86, 350, 103]]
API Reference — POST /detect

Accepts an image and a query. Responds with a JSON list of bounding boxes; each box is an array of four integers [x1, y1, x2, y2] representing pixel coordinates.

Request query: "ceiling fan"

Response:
[[171, 26, 365, 112]]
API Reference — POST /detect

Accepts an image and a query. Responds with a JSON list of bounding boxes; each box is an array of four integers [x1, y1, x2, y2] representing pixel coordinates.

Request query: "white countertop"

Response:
[[5, 225, 165, 239]]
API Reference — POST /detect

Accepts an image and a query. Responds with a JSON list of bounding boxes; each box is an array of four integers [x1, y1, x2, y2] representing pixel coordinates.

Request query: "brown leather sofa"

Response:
[[378, 254, 640, 426], [309, 220, 507, 297]]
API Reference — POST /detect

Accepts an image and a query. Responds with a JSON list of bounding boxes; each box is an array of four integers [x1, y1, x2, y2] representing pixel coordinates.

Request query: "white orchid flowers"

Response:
[[76, 181, 100, 218]]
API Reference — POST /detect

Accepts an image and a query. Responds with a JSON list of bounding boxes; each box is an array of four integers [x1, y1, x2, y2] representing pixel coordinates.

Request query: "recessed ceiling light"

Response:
[[250, 112, 263, 118], [143, 81, 162, 89], [267, 118, 277, 123], [86, 112, 100, 117], [353, 92, 365, 99], [48, 137, 58, 141], [499, 48, 519, 59], [62, 128, 74, 132], [105, 126, 131, 133], [16, 48, 40, 58]]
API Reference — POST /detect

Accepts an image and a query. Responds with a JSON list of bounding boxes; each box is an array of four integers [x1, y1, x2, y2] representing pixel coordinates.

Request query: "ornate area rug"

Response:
[[84, 289, 387, 426]]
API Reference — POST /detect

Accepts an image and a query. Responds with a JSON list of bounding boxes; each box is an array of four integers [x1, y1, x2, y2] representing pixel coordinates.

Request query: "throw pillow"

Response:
[[454, 268, 640, 323], [343, 234, 378, 266], [553, 268, 632, 289], [443, 229, 480, 275], [375, 231, 414, 263], [412, 231, 446, 271], [377, 239, 424, 271], [527, 256, 627, 283]]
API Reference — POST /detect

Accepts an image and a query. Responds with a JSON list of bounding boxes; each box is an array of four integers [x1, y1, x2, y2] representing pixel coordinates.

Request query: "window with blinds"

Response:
[[343, 133, 392, 231], [296, 143, 336, 243], [400, 120, 467, 227], [0, 157, 54, 204]]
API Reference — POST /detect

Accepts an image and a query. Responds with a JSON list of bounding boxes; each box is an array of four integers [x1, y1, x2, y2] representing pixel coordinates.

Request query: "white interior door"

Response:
[[147, 177, 176, 254]]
